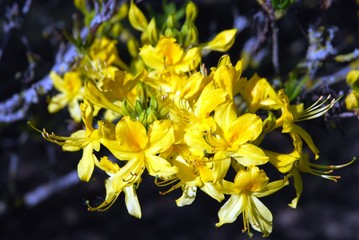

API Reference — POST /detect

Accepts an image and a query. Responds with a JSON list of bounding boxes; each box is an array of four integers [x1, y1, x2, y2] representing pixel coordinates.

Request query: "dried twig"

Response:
[[0, 0, 121, 123]]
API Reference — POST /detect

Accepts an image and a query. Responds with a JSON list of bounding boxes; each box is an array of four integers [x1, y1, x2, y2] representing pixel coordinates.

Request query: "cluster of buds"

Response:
[[33, 1, 354, 237]]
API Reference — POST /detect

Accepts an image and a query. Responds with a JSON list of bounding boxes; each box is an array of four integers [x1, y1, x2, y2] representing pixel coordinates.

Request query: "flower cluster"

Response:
[[34, 1, 354, 237]]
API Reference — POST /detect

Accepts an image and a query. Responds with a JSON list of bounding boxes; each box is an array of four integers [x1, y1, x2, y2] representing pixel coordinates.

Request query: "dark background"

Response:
[[0, 0, 358, 239]]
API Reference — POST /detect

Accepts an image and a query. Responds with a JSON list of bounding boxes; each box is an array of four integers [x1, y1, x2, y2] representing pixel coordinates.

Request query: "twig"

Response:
[[0, 0, 121, 123], [257, 0, 280, 76], [0, 170, 80, 216], [23, 170, 80, 208]]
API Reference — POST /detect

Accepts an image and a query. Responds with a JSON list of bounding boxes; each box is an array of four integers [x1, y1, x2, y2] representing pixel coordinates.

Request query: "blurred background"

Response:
[[0, 0, 358, 239]]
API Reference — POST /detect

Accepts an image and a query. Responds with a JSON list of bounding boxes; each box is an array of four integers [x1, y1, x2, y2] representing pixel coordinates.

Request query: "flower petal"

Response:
[[216, 195, 243, 227], [231, 143, 268, 166]]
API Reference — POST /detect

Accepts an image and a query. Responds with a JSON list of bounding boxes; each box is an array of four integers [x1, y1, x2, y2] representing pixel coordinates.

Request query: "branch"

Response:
[[0, 0, 121, 123], [0, 170, 80, 216]]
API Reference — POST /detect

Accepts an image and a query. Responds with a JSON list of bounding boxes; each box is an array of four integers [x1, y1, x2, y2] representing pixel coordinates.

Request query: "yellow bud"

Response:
[[185, 1, 198, 22], [127, 38, 139, 57], [129, 1, 148, 32], [346, 70, 359, 87], [147, 18, 159, 45], [345, 91, 359, 110], [203, 29, 237, 52], [217, 55, 231, 67]]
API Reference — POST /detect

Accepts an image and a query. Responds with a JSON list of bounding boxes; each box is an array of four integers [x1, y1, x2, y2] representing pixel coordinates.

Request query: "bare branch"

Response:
[[0, 0, 121, 123]]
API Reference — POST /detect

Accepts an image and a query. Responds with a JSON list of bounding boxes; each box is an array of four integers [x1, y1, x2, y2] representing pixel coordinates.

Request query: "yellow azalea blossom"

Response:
[[87, 156, 142, 218], [211, 55, 244, 100], [216, 166, 288, 237], [289, 153, 355, 209], [275, 90, 337, 159], [238, 73, 280, 113], [139, 36, 201, 73], [186, 102, 268, 182], [87, 37, 130, 71], [42, 101, 114, 181], [145, 71, 205, 102], [165, 81, 227, 152], [48, 71, 83, 122], [156, 144, 224, 207], [101, 116, 178, 190], [264, 132, 302, 174]]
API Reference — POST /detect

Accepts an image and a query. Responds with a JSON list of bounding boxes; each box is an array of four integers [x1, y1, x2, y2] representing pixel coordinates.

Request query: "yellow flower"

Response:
[[42, 101, 111, 181], [212, 55, 244, 100], [102, 116, 178, 184], [275, 90, 336, 159], [264, 132, 302, 174], [139, 36, 201, 73], [48, 71, 83, 122], [156, 145, 224, 207], [87, 37, 130, 71], [216, 166, 288, 237], [238, 73, 280, 113], [187, 102, 268, 182], [87, 156, 142, 218]]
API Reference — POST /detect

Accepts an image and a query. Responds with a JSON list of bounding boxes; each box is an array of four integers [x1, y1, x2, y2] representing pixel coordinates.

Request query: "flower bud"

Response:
[[129, 1, 148, 32], [185, 1, 198, 23], [203, 29, 237, 52], [147, 18, 159, 45], [127, 38, 139, 58], [182, 23, 198, 47]]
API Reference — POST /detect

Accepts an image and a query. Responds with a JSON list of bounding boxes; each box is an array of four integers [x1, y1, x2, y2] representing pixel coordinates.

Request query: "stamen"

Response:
[[295, 96, 340, 122], [87, 192, 119, 212]]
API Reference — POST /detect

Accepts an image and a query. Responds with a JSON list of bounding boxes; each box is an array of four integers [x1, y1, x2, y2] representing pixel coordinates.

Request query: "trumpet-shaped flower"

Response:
[[102, 116, 178, 188], [186, 102, 268, 182], [87, 156, 142, 218], [139, 36, 201, 73], [216, 166, 288, 237], [48, 71, 83, 122], [41, 101, 113, 181], [156, 145, 224, 207]]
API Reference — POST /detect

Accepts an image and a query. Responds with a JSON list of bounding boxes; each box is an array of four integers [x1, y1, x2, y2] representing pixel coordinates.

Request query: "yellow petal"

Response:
[[176, 185, 197, 207], [288, 169, 303, 208], [345, 91, 359, 110], [77, 145, 96, 182], [124, 185, 142, 218], [346, 70, 359, 86], [139, 44, 165, 70], [145, 155, 178, 177], [203, 29, 237, 52], [48, 94, 68, 113], [50, 71, 64, 91], [216, 195, 243, 227], [228, 113, 262, 146], [147, 120, 174, 154], [231, 143, 268, 166], [116, 116, 148, 152], [248, 196, 273, 237], [212, 150, 231, 183]]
